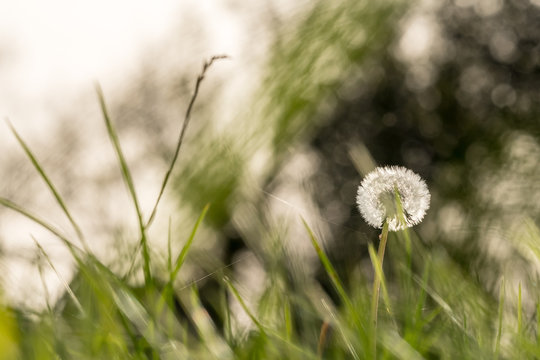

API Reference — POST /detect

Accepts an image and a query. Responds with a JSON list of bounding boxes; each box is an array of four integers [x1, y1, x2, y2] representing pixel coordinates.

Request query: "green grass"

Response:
[[2, 61, 540, 359]]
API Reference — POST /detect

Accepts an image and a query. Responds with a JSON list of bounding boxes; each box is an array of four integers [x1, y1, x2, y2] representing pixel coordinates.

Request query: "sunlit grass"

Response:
[[2, 43, 540, 360]]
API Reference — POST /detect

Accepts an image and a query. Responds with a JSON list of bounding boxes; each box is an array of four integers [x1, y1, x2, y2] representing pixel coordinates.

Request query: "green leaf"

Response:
[[96, 85, 151, 286]]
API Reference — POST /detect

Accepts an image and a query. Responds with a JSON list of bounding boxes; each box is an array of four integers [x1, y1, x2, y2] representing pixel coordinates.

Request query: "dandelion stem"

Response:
[[370, 220, 389, 359]]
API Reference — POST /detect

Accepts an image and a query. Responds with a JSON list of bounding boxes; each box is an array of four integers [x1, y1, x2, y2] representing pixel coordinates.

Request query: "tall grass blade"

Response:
[[301, 217, 355, 315], [380, 330, 425, 360], [537, 301, 540, 345], [145, 55, 228, 228], [33, 237, 85, 316], [6, 119, 88, 251], [170, 203, 210, 284], [284, 296, 293, 341], [111, 286, 167, 352], [413, 263, 430, 329], [0, 197, 82, 258], [321, 299, 360, 360], [494, 277, 504, 358], [412, 273, 462, 330], [167, 217, 173, 274], [221, 286, 232, 344], [95, 85, 151, 285], [517, 282, 522, 335], [157, 204, 209, 313], [223, 275, 266, 336], [186, 286, 233, 358]]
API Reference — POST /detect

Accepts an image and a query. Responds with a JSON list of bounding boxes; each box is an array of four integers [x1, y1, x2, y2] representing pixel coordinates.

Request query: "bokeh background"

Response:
[[1, 0, 539, 318]]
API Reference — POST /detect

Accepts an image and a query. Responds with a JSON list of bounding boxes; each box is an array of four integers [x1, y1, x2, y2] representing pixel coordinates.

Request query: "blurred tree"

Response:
[[258, 0, 540, 294]]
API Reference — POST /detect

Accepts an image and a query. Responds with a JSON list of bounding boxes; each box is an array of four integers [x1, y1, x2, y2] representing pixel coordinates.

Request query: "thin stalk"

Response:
[[321, 299, 360, 360], [370, 221, 389, 359], [494, 277, 504, 358], [536, 301, 540, 345], [0, 197, 83, 258], [145, 55, 228, 228], [517, 282, 522, 335], [302, 218, 355, 315], [156, 204, 209, 315], [284, 297, 293, 341], [33, 236, 85, 316], [317, 321, 330, 358], [169, 204, 210, 284], [6, 119, 90, 253], [223, 276, 266, 336]]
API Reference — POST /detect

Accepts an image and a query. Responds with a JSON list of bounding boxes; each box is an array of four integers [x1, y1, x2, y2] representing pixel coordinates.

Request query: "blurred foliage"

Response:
[[250, 0, 540, 293], [1, 215, 540, 358], [2, 0, 540, 357]]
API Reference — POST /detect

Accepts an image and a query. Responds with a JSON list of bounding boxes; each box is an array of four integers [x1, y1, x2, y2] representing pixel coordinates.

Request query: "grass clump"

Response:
[[1, 56, 540, 360]]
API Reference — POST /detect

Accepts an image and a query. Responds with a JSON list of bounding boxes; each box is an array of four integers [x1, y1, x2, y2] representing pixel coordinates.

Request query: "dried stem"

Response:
[[145, 55, 229, 228]]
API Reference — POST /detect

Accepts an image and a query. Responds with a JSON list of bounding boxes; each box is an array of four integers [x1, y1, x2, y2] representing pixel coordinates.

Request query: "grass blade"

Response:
[[170, 203, 210, 284], [413, 262, 430, 329], [301, 217, 355, 314], [95, 85, 151, 286], [537, 301, 540, 345], [33, 236, 85, 316], [223, 275, 266, 336], [494, 277, 504, 358], [156, 204, 209, 314], [284, 296, 293, 341], [0, 197, 82, 257], [6, 119, 88, 251], [517, 282, 522, 335], [167, 217, 173, 273], [187, 286, 233, 358], [321, 299, 360, 360]]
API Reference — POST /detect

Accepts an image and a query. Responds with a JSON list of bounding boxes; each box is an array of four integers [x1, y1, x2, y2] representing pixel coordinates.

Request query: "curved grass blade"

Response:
[[157, 204, 209, 314], [517, 282, 522, 335], [95, 85, 151, 286], [301, 217, 355, 318], [167, 217, 173, 273], [321, 299, 360, 360], [0, 197, 82, 259], [186, 285, 233, 358], [33, 236, 85, 316], [223, 275, 266, 336], [169, 203, 210, 284], [6, 119, 89, 252], [225, 276, 319, 359], [494, 277, 504, 358]]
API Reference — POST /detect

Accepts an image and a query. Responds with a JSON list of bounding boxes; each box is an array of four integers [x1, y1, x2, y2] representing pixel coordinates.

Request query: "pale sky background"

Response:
[[0, 0, 308, 136]]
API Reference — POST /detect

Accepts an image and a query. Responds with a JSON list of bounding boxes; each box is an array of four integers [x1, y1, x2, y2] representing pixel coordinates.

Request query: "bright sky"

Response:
[[0, 1, 214, 135]]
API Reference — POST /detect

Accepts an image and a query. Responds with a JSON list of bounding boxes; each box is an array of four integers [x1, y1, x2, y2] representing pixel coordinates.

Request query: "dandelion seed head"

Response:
[[356, 166, 430, 231]]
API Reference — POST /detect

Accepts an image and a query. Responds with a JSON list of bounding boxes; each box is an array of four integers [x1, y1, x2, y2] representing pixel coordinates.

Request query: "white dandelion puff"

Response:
[[356, 166, 430, 231]]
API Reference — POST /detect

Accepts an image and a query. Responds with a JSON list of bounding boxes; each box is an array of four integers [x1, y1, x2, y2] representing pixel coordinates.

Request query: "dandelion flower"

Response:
[[356, 166, 430, 231]]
